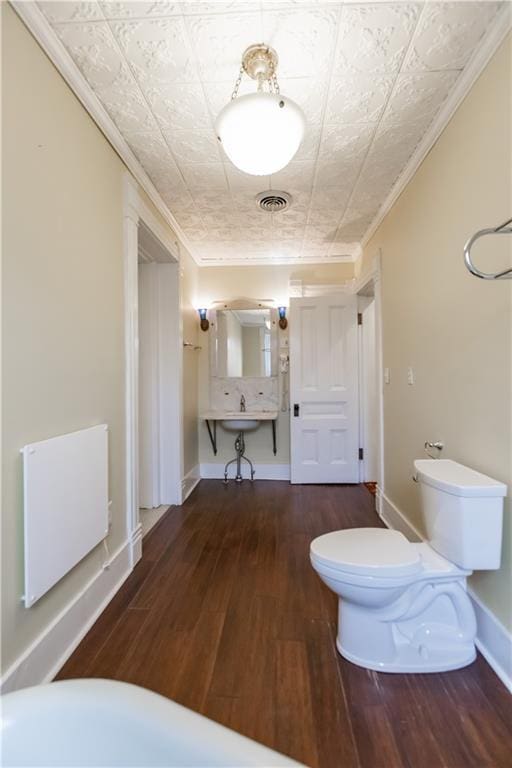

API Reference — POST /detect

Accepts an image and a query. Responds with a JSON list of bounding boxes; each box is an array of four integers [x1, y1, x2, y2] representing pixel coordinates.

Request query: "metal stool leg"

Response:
[[234, 432, 244, 483], [223, 431, 256, 483], [224, 433, 244, 483], [223, 456, 238, 484], [241, 454, 255, 481]]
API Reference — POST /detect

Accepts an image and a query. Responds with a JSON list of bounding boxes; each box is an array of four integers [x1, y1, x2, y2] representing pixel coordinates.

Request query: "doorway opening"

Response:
[[356, 258, 384, 507], [358, 291, 377, 486], [137, 223, 181, 537], [123, 175, 183, 566]]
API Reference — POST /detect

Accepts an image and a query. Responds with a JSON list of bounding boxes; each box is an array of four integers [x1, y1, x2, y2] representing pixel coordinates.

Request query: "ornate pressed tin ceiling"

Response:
[[37, 1, 504, 265]]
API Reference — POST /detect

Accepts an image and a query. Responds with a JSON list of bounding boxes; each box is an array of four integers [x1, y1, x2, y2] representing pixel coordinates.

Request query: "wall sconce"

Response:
[[278, 306, 288, 330], [198, 308, 209, 331]]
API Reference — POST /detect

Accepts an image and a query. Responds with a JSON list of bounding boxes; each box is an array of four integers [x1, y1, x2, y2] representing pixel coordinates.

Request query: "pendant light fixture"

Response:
[[215, 44, 305, 176]]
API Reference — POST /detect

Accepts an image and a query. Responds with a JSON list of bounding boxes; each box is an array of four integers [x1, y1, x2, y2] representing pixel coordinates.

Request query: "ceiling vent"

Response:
[[255, 190, 292, 213]]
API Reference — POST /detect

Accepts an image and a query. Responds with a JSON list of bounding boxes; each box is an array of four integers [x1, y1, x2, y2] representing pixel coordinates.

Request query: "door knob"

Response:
[[294, 404, 300, 417]]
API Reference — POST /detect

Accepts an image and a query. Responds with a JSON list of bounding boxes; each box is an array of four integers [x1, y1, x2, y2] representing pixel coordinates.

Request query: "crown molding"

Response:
[[199, 242, 361, 267], [10, 0, 200, 266], [210, 298, 275, 310], [198, 254, 358, 267], [361, 3, 512, 250]]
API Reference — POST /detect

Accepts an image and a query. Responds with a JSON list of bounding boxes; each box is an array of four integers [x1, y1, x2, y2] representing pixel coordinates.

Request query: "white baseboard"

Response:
[[470, 588, 512, 694], [378, 489, 423, 542], [379, 488, 512, 693], [0, 540, 132, 694], [182, 464, 200, 501], [130, 523, 142, 567], [200, 462, 290, 481]]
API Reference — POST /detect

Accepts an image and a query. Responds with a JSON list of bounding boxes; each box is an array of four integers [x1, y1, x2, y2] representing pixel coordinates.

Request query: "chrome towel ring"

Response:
[[464, 216, 512, 280]]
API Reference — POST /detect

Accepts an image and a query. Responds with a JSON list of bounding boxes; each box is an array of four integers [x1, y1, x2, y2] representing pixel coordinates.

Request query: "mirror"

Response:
[[211, 308, 277, 378]]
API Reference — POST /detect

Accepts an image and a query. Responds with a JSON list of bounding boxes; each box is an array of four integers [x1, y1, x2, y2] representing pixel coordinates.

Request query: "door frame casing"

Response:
[[138, 260, 182, 510], [357, 297, 377, 483], [123, 174, 184, 567], [353, 253, 384, 505]]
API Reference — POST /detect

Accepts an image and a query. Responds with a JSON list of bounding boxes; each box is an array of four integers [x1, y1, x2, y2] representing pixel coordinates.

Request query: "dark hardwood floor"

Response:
[[57, 481, 512, 767]]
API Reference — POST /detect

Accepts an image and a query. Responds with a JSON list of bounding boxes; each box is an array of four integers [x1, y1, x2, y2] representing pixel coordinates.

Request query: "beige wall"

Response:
[[360, 34, 512, 629], [198, 262, 355, 466], [1, 5, 199, 676]]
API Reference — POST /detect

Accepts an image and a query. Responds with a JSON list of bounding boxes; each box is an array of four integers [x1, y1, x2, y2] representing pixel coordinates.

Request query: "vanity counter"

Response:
[[201, 411, 278, 456], [201, 410, 278, 421]]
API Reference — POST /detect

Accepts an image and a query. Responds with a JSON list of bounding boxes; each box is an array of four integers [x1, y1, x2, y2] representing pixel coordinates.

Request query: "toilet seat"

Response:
[[310, 528, 422, 579], [310, 529, 470, 591]]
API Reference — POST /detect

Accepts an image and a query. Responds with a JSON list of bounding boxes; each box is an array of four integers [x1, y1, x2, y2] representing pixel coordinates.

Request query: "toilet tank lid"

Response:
[[414, 459, 507, 498]]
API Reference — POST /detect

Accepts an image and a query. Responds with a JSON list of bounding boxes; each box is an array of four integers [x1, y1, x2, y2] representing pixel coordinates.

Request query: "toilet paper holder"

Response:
[[424, 441, 444, 458], [413, 441, 444, 481]]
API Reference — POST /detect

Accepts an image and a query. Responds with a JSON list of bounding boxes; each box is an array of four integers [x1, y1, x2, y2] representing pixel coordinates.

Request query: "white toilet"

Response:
[[310, 459, 507, 673]]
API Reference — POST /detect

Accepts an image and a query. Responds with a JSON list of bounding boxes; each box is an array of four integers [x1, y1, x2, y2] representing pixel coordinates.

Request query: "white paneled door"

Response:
[[290, 295, 359, 484]]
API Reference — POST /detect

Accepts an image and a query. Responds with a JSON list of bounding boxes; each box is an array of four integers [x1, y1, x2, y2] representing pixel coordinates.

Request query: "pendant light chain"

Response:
[[231, 65, 244, 100], [230, 53, 281, 100], [267, 55, 280, 96]]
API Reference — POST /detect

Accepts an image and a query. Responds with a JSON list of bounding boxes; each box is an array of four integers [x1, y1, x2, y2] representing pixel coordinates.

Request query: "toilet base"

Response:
[[335, 580, 478, 674], [336, 637, 476, 674]]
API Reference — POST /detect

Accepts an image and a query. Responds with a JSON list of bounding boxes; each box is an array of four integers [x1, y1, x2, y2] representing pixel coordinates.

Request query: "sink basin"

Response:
[[221, 418, 260, 433], [201, 410, 278, 434], [220, 413, 261, 432]]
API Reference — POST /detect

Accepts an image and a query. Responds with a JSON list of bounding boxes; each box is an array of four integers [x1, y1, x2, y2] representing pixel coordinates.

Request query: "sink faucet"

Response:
[[240, 394, 246, 412]]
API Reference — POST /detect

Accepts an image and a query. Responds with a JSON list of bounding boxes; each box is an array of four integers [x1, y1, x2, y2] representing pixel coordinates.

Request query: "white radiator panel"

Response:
[[22, 425, 109, 608]]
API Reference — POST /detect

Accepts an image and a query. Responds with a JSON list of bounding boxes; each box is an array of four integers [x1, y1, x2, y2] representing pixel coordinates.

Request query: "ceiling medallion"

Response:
[[215, 44, 306, 176]]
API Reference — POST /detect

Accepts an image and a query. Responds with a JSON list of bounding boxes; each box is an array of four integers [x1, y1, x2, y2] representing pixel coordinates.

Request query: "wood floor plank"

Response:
[[398, 673, 484, 768], [116, 611, 189, 695], [142, 505, 182, 563], [274, 639, 319, 768], [86, 608, 150, 681], [209, 594, 279, 699], [57, 481, 512, 768], [467, 654, 512, 728], [353, 704, 406, 768], [129, 528, 205, 611], [457, 709, 512, 767], [167, 542, 222, 632], [202, 542, 242, 614], [201, 694, 239, 730], [375, 672, 449, 768], [169, 610, 226, 713], [304, 619, 360, 768], [55, 558, 154, 679]]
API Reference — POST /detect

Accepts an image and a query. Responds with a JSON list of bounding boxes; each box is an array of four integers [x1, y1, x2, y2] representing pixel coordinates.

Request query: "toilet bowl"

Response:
[[310, 460, 507, 673]]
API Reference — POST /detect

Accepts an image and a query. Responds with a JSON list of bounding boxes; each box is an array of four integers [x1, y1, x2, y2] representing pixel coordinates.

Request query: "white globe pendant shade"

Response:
[[215, 92, 305, 176]]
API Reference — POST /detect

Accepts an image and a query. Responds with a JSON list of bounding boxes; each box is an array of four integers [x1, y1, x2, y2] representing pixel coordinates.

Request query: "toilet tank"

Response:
[[414, 459, 507, 570]]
